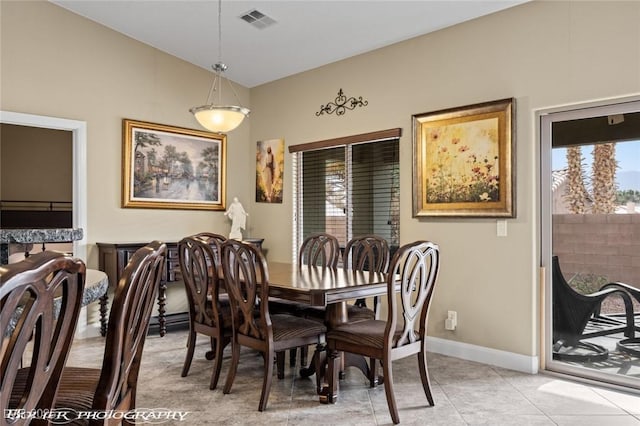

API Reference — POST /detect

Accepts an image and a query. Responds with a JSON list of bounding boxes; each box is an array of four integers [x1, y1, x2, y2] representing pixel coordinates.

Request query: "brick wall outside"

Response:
[[553, 214, 640, 286]]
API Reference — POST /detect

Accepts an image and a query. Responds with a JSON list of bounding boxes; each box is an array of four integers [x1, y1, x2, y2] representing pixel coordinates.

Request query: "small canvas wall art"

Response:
[[256, 138, 284, 203]]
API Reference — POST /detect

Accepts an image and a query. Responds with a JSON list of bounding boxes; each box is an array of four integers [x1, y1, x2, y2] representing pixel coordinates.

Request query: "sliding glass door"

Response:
[[540, 97, 640, 388]]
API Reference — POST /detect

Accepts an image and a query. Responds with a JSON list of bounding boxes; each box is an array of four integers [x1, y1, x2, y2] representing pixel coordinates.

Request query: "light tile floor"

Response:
[[66, 330, 640, 425]]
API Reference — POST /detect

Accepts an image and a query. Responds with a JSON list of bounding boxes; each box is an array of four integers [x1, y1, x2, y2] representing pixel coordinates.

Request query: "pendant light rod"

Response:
[[215, 0, 223, 105], [217, 0, 222, 66]]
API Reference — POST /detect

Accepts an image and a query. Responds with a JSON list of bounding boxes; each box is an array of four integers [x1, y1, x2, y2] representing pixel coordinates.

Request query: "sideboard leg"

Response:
[[158, 283, 167, 337], [99, 293, 108, 336]]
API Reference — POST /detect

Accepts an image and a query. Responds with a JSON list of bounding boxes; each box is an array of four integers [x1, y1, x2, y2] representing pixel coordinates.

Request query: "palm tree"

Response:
[[565, 146, 589, 213], [592, 143, 617, 213]]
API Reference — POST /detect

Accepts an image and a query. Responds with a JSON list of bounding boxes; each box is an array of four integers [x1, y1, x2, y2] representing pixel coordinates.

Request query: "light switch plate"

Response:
[[497, 220, 507, 237]]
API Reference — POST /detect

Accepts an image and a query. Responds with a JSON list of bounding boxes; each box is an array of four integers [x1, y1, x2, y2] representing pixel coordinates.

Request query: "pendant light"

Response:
[[190, 0, 249, 133]]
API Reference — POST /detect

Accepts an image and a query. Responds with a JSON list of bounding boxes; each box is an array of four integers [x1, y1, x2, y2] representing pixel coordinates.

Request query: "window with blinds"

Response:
[[290, 129, 400, 260]]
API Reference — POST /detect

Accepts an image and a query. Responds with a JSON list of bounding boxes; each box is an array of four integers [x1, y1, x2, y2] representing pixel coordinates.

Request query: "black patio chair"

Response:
[[552, 256, 635, 362], [599, 280, 640, 356]]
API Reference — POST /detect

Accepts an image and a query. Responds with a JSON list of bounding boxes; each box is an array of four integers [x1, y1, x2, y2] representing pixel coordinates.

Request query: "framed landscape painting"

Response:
[[412, 98, 515, 217], [122, 119, 226, 210]]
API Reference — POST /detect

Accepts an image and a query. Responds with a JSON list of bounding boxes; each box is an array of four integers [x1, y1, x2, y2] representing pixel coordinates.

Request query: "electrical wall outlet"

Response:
[[445, 310, 457, 330]]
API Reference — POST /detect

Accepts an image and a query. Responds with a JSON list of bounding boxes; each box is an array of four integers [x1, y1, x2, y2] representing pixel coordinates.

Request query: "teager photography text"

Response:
[[4, 408, 190, 424]]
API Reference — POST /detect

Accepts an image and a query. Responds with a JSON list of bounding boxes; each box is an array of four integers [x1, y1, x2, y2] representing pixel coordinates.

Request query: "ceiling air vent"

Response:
[[240, 9, 276, 29]]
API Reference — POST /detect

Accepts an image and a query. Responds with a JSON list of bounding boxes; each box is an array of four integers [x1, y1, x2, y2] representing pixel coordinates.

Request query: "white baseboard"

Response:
[[427, 336, 539, 374], [74, 306, 102, 339], [75, 323, 102, 339]]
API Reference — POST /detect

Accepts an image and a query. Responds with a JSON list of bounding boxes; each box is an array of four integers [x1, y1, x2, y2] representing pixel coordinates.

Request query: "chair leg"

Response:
[[209, 337, 226, 390], [123, 390, 137, 426], [373, 296, 380, 320], [339, 351, 346, 380], [181, 329, 196, 377], [259, 349, 275, 412], [301, 345, 308, 366], [417, 349, 434, 406], [382, 358, 399, 424], [314, 343, 324, 395], [289, 348, 297, 367], [223, 339, 240, 394], [276, 351, 286, 379], [368, 357, 377, 388], [205, 336, 216, 360]]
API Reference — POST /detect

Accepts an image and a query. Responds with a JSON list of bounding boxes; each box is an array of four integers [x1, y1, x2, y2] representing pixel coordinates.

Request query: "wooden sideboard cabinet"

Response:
[[96, 241, 179, 337], [96, 238, 264, 337]]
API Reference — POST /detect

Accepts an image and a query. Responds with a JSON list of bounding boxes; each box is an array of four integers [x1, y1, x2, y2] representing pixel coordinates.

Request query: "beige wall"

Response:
[[2, 1, 640, 358], [1, 124, 72, 201]]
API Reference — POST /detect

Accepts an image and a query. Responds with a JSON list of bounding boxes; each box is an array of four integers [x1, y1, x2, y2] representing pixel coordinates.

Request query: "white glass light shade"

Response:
[[190, 105, 250, 133]]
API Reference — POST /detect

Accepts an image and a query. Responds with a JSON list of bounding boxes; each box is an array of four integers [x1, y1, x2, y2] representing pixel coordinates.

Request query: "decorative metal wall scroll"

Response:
[[315, 88, 368, 116]]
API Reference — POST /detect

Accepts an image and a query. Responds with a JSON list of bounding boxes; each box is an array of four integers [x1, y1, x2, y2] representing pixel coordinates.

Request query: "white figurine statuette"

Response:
[[224, 197, 248, 240]]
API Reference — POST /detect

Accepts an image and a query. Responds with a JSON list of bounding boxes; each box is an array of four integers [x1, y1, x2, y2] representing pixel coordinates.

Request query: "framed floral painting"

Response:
[[412, 98, 515, 217]]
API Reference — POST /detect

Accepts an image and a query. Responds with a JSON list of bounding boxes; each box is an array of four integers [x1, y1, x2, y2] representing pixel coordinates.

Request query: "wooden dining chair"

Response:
[[279, 232, 340, 365], [343, 235, 390, 321], [2, 252, 86, 426], [324, 240, 440, 424], [220, 239, 327, 411], [178, 235, 231, 390], [16, 241, 166, 425], [298, 232, 340, 268], [267, 232, 338, 366]]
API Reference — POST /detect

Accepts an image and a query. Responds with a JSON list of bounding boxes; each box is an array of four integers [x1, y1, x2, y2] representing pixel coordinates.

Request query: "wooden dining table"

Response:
[[264, 261, 392, 400]]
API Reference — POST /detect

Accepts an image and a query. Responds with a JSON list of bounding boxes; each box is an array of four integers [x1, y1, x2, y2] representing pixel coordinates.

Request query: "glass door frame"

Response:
[[538, 95, 640, 387]]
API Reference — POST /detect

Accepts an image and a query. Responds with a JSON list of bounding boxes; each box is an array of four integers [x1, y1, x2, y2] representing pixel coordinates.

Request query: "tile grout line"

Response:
[[490, 366, 559, 425]]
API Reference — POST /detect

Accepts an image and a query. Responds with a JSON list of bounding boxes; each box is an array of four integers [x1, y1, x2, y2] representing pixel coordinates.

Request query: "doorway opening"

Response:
[[0, 111, 87, 261]]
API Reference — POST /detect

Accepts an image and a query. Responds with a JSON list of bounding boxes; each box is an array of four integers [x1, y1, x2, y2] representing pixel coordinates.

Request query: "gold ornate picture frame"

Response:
[[122, 119, 226, 210], [412, 98, 515, 217]]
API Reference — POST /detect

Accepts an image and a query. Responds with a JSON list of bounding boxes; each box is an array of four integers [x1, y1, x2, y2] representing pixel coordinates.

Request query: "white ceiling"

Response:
[[51, 0, 528, 88]]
